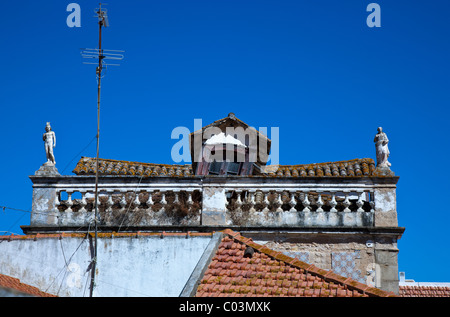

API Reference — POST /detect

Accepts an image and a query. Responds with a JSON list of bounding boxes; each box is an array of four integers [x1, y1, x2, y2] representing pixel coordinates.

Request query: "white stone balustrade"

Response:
[[29, 175, 398, 229], [224, 188, 374, 227]]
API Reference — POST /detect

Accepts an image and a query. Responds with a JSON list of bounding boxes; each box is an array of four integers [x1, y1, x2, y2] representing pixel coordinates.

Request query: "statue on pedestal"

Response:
[[35, 122, 60, 176], [43, 122, 56, 165], [374, 127, 391, 168]]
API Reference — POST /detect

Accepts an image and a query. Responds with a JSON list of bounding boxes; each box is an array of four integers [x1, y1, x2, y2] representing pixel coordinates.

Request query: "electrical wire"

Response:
[[61, 135, 97, 174], [117, 173, 145, 232]]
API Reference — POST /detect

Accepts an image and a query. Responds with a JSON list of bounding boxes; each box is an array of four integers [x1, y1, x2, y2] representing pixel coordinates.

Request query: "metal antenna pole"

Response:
[[81, 3, 124, 297], [90, 3, 103, 298]]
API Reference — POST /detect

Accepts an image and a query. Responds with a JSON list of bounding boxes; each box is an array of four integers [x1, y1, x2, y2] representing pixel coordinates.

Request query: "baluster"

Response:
[[172, 190, 180, 212], [302, 192, 310, 212], [289, 192, 297, 212], [235, 191, 243, 211], [248, 191, 256, 212], [356, 192, 364, 212], [275, 191, 283, 212], [54, 191, 60, 212], [316, 193, 324, 212], [132, 193, 140, 211], [79, 191, 87, 213], [146, 191, 154, 211], [262, 191, 270, 212], [343, 192, 351, 212], [104, 192, 114, 212], [94, 192, 101, 211], [329, 192, 338, 212], [119, 192, 127, 211], [187, 191, 194, 209], [160, 192, 167, 212], [173, 191, 180, 205], [65, 191, 73, 212]]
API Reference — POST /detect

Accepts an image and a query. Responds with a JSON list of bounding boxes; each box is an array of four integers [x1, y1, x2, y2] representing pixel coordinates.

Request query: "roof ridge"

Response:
[[278, 157, 374, 167], [73, 157, 379, 177], [0, 231, 214, 241], [220, 229, 396, 297], [79, 156, 191, 167]]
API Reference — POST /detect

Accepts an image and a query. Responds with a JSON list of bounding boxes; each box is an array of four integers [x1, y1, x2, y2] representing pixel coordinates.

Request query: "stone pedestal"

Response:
[[373, 166, 394, 177], [34, 163, 60, 176]]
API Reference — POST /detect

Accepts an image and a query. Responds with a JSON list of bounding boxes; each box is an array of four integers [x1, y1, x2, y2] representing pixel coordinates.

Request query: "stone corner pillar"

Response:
[[373, 186, 398, 227], [201, 187, 227, 226], [29, 168, 60, 226]]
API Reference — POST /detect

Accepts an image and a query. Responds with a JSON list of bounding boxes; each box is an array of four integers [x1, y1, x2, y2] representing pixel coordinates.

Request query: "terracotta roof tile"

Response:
[[72, 157, 193, 177], [261, 158, 377, 177], [399, 285, 450, 297], [196, 229, 396, 297], [0, 273, 56, 297], [72, 157, 379, 178], [0, 231, 213, 241]]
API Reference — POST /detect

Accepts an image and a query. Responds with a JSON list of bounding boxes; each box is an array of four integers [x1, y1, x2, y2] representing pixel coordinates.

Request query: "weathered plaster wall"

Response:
[[248, 233, 400, 294], [0, 235, 211, 297], [374, 188, 398, 226]]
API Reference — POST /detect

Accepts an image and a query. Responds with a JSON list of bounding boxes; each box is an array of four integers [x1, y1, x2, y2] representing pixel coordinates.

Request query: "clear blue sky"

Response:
[[0, 1, 449, 283]]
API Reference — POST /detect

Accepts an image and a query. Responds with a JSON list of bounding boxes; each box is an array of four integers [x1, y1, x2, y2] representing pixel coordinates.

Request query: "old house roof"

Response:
[[2, 230, 448, 297], [72, 157, 377, 178], [72, 157, 193, 177], [71, 113, 382, 178], [195, 229, 396, 297], [0, 273, 56, 297], [399, 286, 450, 297]]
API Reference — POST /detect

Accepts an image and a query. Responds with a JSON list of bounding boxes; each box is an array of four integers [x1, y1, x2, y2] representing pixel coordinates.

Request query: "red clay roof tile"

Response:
[[399, 285, 450, 297], [73, 157, 379, 178], [196, 230, 396, 297], [0, 273, 56, 297]]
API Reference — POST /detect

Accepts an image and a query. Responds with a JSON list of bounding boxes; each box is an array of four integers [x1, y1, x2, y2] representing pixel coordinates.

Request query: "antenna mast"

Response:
[[81, 3, 124, 297]]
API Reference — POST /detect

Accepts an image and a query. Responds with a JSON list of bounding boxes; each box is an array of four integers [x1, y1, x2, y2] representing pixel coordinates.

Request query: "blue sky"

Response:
[[0, 1, 449, 283]]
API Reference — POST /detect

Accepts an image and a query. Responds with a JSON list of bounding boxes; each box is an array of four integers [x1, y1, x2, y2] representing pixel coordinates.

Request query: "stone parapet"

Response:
[[28, 175, 399, 230]]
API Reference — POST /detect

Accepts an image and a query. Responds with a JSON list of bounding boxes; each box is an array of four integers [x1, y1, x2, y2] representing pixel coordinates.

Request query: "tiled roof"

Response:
[[0, 231, 213, 241], [0, 273, 56, 297], [399, 285, 450, 297], [72, 157, 377, 178], [72, 157, 193, 177], [261, 158, 376, 177], [195, 229, 396, 297]]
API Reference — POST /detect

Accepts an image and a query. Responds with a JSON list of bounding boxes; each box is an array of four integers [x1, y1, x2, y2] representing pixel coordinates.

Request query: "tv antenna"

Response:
[[81, 3, 124, 298]]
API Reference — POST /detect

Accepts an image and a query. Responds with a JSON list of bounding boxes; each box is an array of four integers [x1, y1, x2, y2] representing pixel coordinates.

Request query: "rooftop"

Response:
[[0, 273, 56, 297], [2, 230, 448, 297], [195, 229, 396, 297], [72, 157, 378, 178]]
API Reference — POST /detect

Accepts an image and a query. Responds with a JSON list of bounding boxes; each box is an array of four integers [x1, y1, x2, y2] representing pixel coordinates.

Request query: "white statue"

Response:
[[374, 127, 391, 168], [43, 122, 56, 165]]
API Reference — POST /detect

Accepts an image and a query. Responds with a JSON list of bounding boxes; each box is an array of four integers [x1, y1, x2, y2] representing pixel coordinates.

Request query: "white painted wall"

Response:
[[0, 235, 211, 297]]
